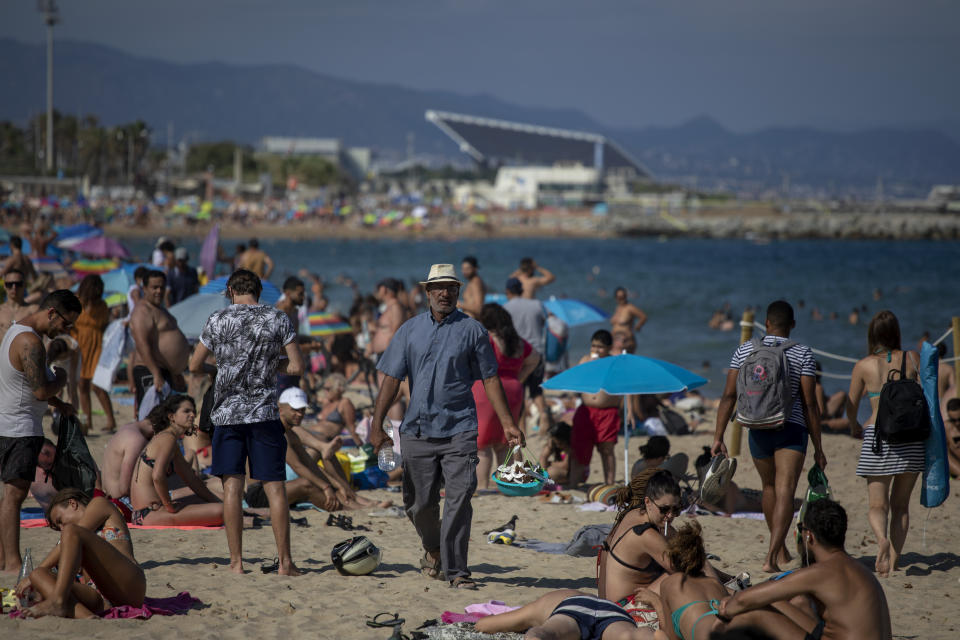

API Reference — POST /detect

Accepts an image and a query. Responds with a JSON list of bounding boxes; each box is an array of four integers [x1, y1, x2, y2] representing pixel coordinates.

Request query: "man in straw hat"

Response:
[[369, 264, 523, 590]]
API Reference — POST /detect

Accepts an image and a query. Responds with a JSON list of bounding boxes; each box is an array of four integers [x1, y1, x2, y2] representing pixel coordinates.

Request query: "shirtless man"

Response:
[[238, 238, 273, 279], [459, 256, 486, 319], [721, 499, 892, 640], [569, 330, 622, 485], [369, 278, 407, 358], [944, 398, 960, 478], [129, 270, 190, 408], [27, 220, 55, 259], [101, 417, 154, 499], [276, 276, 305, 329], [610, 287, 647, 337], [0, 270, 38, 337], [510, 257, 555, 299], [1, 237, 37, 283]]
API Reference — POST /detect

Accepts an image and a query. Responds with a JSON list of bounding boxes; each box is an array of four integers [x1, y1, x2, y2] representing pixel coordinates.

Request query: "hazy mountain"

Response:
[[2, 38, 958, 195]]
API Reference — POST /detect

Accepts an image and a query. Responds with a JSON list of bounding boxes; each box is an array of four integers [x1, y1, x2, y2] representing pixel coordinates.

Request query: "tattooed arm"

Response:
[[13, 332, 67, 401]]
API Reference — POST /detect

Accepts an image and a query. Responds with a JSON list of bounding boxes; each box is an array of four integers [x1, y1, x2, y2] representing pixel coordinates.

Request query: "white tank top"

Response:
[[0, 323, 48, 437]]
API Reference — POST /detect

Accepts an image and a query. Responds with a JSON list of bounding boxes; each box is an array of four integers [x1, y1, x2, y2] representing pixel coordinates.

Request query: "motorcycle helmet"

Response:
[[331, 536, 381, 576]]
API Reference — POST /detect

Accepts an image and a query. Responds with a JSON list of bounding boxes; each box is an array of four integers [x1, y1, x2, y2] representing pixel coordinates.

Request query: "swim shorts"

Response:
[[551, 595, 635, 640], [748, 421, 808, 460], [570, 405, 621, 466], [211, 419, 287, 482], [132, 365, 173, 407], [0, 436, 44, 483]]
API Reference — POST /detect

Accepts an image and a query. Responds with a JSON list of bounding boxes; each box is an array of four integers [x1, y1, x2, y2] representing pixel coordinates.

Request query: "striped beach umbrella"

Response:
[[304, 312, 352, 337]]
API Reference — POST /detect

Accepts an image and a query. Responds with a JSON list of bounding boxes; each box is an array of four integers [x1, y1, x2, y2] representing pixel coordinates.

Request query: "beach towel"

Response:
[[20, 518, 221, 531], [8, 591, 201, 620], [92, 320, 127, 392], [919, 341, 949, 508], [512, 523, 613, 557]]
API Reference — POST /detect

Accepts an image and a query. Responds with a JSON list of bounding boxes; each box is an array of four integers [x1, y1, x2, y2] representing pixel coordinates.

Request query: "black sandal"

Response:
[[260, 557, 279, 574], [366, 612, 405, 628]]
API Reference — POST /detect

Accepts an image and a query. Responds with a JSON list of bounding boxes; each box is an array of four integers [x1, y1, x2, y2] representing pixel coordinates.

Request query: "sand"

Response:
[[10, 399, 959, 639]]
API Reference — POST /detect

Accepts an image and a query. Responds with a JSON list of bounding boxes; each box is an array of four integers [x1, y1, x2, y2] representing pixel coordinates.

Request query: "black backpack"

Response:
[[873, 353, 930, 454], [49, 412, 99, 495]]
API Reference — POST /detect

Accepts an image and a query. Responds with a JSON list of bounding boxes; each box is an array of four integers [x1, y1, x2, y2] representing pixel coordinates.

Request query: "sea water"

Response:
[[129, 235, 960, 397]]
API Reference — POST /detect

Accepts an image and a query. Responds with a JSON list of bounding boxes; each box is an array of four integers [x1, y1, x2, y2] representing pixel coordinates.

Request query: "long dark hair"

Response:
[[479, 303, 522, 356], [612, 468, 680, 526], [149, 394, 195, 433], [667, 522, 707, 576], [76, 274, 104, 304], [867, 310, 901, 355], [46, 487, 91, 529]]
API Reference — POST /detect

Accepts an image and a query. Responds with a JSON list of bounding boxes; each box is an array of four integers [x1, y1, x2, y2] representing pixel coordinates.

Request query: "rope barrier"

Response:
[[751, 321, 860, 364], [931, 326, 953, 347]]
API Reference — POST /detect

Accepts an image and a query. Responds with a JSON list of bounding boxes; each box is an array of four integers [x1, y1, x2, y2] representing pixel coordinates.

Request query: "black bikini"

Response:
[[139, 451, 174, 477], [601, 522, 667, 580]]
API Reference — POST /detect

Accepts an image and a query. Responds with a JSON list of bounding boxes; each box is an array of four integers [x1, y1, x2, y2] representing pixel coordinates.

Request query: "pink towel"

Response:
[[20, 518, 222, 531], [100, 591, 201, 619], [9, 592, 200, 620], [440, 600, 520, 623]]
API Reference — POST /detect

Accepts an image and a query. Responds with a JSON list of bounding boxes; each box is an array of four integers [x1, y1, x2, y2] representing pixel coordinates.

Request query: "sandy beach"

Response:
[[10, 396, 959, 639]]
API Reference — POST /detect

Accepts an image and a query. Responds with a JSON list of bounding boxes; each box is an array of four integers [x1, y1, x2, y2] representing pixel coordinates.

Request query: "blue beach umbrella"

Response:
[[199, 276, 281, 305], [543, 297, 608, 327], [168, 293, 230, 341], [543, 353, 707, 483]]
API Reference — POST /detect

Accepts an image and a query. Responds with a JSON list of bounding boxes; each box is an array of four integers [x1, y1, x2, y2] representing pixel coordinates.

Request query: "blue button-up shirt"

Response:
[[377, 309, 498, 438]]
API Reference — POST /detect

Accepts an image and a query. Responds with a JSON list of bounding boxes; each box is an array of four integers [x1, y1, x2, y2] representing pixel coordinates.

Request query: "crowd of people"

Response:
[[0, 218, 954, 639]]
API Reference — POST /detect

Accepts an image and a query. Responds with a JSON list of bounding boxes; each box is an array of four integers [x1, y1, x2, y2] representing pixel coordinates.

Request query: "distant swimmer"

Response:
[[238, 238, 274, 279], [458, 255, 486, 319], [510, 257, 555, 299], [848, 308, 860, 325], [610, 287, 647, 337]]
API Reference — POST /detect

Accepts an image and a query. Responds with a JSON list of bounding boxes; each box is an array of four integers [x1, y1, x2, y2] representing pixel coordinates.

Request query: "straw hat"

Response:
[[419, 264, 461, 286]]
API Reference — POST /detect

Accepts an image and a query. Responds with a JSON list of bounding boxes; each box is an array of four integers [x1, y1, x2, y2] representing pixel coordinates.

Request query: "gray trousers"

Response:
[[400, 430, 478, 581]]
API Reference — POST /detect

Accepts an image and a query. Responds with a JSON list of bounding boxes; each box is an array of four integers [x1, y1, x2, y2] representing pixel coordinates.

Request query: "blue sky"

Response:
[[2, 0, 957, 132]]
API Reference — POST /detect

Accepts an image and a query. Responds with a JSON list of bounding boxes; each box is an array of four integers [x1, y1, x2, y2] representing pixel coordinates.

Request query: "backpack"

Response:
[[544, 315, 569, 363], [49, 412, 99, 495], [658, 405, 691, 435], [873, 352, 930, 454], [735, 337, 797, 430]]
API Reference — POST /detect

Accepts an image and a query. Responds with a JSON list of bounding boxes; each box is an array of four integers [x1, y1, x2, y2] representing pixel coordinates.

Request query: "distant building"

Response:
[[426, 110, 651, 208], [257, 136, 372, 181]]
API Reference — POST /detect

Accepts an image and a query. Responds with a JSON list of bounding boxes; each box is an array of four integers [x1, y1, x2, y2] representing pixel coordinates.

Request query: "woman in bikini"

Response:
[[129, 393, 225, 526], [310, 373, 361, 444], [16, 489, 146, 618], [475, 469, 686, 635], [640, 522, 811, 640], [845, 310, 924, 577]]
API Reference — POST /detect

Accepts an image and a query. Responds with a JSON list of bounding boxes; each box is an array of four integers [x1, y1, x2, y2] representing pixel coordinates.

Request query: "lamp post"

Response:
[[38, 0, 59, 174]]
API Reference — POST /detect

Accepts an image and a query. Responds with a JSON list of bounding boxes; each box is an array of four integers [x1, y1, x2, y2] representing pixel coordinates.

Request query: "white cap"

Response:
[[278, 387, 308, 409]]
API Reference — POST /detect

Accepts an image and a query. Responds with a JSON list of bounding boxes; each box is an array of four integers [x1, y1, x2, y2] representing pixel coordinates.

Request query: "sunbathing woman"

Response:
[[476, 468, 684, 635], [16, 488, 146, 618], [129, 393, 225, 526], [640, 522, 811, 640]]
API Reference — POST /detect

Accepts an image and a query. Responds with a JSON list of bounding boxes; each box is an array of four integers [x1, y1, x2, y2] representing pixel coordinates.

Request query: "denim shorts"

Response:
[[748, 421, 808, 459], [211, 419, 287, 482]]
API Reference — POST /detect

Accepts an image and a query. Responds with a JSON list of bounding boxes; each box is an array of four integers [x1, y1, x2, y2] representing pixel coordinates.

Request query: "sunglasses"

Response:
[[4, 281, 24, 288], [52, 307, 74, 330], [649, 498, 682, 517]]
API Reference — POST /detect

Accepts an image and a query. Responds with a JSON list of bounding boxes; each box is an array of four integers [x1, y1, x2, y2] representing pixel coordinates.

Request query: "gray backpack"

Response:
[[735, 338, 796, 430]]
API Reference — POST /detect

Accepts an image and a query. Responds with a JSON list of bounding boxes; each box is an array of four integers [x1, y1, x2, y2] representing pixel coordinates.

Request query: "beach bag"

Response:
[[873, 352, 930, 455], [794, 465, 832, 548], [92, 320, 126, 392], [735, 338, 796, 430], [49, 413, 99, 495], [658, 405, 690, 436]]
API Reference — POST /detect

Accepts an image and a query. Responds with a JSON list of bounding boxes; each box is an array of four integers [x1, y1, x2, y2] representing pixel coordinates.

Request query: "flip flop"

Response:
[[419, 553, 444, 580], [700, 455, 737, 505], [366, 612, 405, 628], [449, 577, 479, 590], [260, 557, 279, 574]]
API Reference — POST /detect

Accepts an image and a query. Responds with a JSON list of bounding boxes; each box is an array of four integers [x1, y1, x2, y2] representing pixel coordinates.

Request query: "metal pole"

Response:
[[623, 401, 629, 485], [953, 317, 960, 399], [45, 22, 54, 172]]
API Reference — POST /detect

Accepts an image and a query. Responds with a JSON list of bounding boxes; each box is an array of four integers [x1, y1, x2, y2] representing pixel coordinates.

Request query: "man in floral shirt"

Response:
[[190, 269, 304, 576]]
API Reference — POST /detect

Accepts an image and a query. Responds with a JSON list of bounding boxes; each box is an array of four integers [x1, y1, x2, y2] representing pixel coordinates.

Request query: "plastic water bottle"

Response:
[[17, 548, 35, 609], [377, 425, 397, 472]]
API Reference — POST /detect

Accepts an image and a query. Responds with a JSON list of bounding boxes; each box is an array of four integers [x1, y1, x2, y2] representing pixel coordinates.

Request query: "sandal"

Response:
[[449, 577, 479, 590], [366, 612, 406, 628], [419, 553, 444, 580], [260, 557, 279, 574]]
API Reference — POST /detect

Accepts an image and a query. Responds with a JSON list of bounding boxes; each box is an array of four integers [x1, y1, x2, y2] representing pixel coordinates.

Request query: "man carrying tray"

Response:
[[369, 264, 522, 590]]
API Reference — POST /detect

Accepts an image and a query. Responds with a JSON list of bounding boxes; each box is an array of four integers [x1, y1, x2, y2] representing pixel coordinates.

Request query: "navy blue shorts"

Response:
[[211, 419, 287, 482], [748, 421, 808, 460], [550, 596, 634, 640]]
